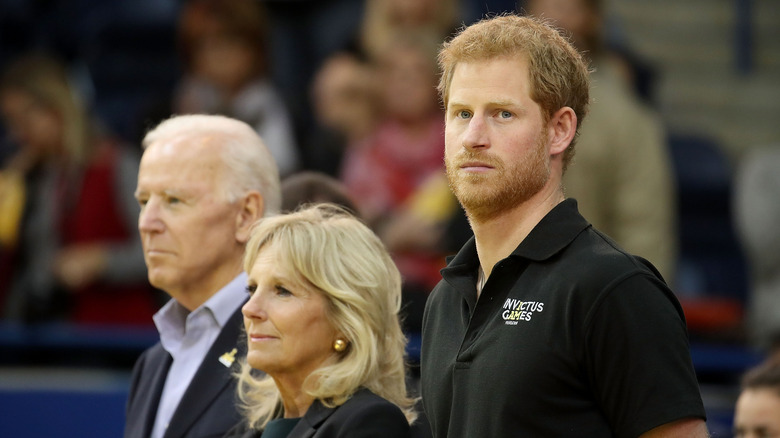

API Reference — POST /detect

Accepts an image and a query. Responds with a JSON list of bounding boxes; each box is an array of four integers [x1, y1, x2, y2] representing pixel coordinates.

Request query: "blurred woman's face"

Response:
[[0, 89, 63, 158], [526, 0, 599, 53], [242, 243, 340, 387], [312, 55, 376, 138], [391, 0, 438, 25], [381, 45, 438, 122]]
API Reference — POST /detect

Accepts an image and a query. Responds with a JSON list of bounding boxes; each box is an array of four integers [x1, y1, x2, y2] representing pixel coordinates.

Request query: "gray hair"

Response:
[[143, 114, 281, 216]]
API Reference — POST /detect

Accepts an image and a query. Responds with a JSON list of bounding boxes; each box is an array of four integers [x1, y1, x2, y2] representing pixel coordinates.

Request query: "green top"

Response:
[[262, 417, 301, 438]]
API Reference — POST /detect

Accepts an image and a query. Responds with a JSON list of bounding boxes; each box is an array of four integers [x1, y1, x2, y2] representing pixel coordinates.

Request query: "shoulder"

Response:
[[126, 342, 167, 407], [336, 389, 406, 419], [535, 226, 682, 323], [316, 390, 410, 438], [563, 226, 665, 287], [132, 342, 166, 371], [128, 342, 165, 384]]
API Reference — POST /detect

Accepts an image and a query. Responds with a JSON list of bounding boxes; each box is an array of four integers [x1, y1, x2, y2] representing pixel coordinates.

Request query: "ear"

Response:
[[235, 191, 264, 244], [547, 106, 577, 157]]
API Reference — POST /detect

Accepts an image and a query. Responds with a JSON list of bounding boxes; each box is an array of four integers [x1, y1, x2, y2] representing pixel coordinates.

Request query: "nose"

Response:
[[138, 197, 164, 234], [242, 291, 267, 321], [461, 114, 489, 150]]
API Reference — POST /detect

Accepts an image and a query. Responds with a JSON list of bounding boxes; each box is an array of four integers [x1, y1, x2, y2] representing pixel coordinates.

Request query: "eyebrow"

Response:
[[448, 98, 522, 108], [133, 188, 190, 199], [489, 99, 521, 107]]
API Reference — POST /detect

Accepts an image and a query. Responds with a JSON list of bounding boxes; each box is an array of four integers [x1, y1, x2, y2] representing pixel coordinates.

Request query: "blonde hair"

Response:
[[438, 14, 591, 169], [0, 54, 92, 165], [237, 204, 416, 429], [142, 114, 281, 215]]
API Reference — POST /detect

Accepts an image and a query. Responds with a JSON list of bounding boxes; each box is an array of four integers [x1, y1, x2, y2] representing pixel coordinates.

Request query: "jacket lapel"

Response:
[[163, 306, 246, 438]]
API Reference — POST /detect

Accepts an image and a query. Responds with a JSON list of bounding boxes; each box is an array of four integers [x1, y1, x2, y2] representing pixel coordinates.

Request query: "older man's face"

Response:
[[135, 136, 243, 308]]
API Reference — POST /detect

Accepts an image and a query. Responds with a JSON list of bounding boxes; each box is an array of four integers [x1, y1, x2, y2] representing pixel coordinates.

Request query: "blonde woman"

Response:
[[0, 54, 154, 324], [228, 204, 416, 437]]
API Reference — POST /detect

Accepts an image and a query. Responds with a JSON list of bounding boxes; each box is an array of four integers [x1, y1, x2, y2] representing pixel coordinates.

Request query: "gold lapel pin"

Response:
[[219, 348, 238, 368]]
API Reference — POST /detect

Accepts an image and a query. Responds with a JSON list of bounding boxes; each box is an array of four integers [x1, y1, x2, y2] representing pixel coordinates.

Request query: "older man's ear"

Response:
[[235, 191, 264, 244]]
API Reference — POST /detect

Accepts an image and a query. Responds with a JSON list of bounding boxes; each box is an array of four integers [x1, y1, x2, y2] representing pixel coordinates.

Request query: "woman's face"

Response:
[[312, 55, 376, 138], [0, 89, 63, 159], [242, 242, 340, 387], [380, 44, 438, 122]]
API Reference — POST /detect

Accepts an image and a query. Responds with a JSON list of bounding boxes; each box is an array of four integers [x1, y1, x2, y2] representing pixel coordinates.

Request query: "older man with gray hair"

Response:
[[125, 114, 281, 438]]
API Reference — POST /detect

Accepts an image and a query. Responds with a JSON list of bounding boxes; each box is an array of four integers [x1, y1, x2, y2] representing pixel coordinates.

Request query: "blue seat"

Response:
[[667, 133, 749, 303]]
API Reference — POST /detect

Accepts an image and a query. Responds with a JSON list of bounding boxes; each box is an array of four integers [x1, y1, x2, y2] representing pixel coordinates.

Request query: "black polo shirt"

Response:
[[421, 199, 705, 438]]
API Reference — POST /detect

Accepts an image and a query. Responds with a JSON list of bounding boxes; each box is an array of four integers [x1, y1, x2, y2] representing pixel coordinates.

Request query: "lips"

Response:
[[453, 150, 500, 171], [460, 161, 494, 169], [144, 248, 174, 256], [248, 333, 277, 342]]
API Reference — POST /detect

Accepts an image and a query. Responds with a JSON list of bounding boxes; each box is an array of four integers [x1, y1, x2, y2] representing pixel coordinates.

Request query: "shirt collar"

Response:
[[203, 272, 249, 328], [443, 198, 590, 273], [508, 198, 590, 262], [154, 272, 248, 337]]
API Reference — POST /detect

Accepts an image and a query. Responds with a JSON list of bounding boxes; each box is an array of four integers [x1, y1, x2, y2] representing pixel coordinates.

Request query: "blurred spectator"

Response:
[[341, 35, 444, 226], [360, 0, 460, 61], [460, 0, 522, 25], [280, 171, 358, 214], [733, 357, 780, 437], [525, 0, 678, 282], [306, 50, 379, 177], [339, 35, 460, 332], [0, 53, 156, 325], [734, 145, 780, 354], [262, 0, 365, 172], [173, 0, 299, 176]]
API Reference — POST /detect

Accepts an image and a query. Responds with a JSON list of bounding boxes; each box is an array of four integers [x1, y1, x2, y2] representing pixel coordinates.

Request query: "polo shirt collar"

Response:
[[443, 198, 590, 273], [508, 198, 590, 262]]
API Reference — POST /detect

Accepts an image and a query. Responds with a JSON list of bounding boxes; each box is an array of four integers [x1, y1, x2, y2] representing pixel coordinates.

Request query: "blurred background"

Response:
[[0, 0, 778, 436]]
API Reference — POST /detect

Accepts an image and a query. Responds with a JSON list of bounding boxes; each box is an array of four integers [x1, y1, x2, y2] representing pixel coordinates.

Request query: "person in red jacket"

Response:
[[0, 53, 157, 325]]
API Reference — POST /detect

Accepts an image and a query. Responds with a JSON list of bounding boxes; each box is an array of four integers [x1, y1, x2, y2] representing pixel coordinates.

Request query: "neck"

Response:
[[171, 260, 242, 311], [275, 377, 315, 419], [470, 184, 564, 286]]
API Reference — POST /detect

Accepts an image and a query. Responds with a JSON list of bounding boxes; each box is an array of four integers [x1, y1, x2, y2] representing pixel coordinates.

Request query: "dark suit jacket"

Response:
[[230, 388, 411, 438], [124, 306, 246, 438]]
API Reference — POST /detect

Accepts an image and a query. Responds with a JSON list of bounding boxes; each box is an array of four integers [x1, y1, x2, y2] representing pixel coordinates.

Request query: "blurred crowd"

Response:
[[0, 0, 776, 357]]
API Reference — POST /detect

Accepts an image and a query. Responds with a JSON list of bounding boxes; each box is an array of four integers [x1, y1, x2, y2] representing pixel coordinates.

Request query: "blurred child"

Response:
[[175, 0, 299, 176]]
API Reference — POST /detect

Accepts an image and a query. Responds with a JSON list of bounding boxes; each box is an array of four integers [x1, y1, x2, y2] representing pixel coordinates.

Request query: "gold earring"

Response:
[[333, 339, 347, 352]]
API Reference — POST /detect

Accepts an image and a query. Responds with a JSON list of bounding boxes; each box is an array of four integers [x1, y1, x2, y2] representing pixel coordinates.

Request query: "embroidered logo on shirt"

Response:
[[502, 298, 544, 325], [219, 348, 238, 367]]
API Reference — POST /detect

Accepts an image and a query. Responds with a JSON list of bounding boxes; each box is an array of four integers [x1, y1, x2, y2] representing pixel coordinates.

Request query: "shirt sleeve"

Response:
[[582, 273, 706, 438]]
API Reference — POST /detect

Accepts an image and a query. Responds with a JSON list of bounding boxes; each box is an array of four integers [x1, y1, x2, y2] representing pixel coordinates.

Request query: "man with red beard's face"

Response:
[[420, 14, 708, 438]]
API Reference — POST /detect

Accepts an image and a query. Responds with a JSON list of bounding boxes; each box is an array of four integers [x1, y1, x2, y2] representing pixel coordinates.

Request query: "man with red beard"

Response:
[[420, 14, 708, 437]]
